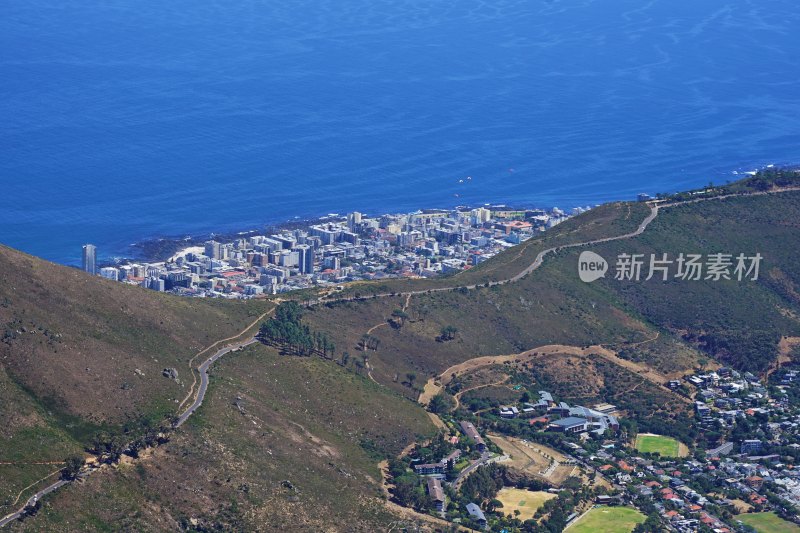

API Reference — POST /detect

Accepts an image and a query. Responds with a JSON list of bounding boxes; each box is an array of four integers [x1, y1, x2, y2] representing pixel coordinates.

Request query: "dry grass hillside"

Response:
[[0, 244, 271, 512], [0, 244, 271, 428], [8, 343, 435, 531], [306, 189, 800, 402]]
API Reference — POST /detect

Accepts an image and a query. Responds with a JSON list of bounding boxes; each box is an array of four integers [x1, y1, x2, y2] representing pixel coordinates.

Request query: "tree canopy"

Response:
[[260, 302, 335, 357]]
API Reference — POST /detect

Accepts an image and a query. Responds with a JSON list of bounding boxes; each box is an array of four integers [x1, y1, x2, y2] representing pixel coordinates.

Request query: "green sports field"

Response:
[[567, 506, 645, 533], [634, 433, 683, 457], [738, 512, 800, 533]]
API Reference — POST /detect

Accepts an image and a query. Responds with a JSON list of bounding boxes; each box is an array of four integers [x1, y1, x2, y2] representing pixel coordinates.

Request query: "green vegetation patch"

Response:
[[738, 512, 800, 533], [635, 434, 681, 457], [0, 366, 83, 510], [567, 506, 646, 533]]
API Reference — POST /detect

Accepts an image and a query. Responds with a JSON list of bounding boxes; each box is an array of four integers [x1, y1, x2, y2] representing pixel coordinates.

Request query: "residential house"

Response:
[[459, 421, 486, 452], [427, 477, 446, 512], [466, 503, 487, 529]]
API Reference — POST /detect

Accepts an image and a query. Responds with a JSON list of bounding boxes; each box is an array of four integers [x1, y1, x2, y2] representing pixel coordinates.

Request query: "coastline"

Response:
[[116, 214, 342, 266], [111, 202, 561, 266], [94, 162, 798, 269]]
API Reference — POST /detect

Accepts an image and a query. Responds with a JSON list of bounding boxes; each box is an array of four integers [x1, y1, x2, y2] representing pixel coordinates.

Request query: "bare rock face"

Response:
[[162, 368, 179, 380]]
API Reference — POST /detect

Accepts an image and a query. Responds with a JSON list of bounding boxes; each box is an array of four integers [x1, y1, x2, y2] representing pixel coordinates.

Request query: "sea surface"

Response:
[[1, 0, 799, 265]]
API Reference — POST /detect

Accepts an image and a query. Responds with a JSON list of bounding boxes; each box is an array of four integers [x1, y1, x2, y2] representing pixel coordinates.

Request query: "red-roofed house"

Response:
[[617, 460, 633, 472], [745, 476, 764, 489], [497, 220, 533, 234]]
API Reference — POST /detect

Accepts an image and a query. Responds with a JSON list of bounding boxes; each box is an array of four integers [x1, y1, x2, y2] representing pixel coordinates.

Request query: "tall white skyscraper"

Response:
[[347, 211, 362, 230], [82, 244, 97, 275], [295, 244, 314, 274]]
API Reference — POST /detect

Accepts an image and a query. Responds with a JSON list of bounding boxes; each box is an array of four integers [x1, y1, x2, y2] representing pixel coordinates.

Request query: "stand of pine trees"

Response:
[[259, 302, 335, 358]]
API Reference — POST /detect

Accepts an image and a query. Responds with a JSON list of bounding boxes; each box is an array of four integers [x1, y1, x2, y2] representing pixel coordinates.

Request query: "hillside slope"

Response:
[[7, 344, 435, 531], [302, 179, 800, 441], [0, 246, 434, 531], [571, 191, 800, 373], [0, 245, 271, 510], [0, 245, 271, 427], [309, 183, 800, 378]]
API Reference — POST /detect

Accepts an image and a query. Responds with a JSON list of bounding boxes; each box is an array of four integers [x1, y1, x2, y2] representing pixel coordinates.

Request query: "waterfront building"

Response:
[[347, 211, 362, 230], [99, 267, 119, 281], [82, 244, 97, 275], [205, 240, 222, 259], [470, 207, 492, 224], [310, 225, 339, 245]]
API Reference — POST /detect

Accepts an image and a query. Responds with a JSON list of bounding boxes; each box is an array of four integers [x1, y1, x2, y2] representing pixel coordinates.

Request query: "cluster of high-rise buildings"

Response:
[[81, 205, 585, 298]]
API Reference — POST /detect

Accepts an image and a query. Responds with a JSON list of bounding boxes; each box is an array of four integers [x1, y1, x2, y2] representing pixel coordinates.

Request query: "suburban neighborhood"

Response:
[[384, 363, 800, 532]]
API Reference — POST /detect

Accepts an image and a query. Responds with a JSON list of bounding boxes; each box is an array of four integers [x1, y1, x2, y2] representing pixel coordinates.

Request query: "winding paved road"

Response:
[[0, 480, 68, 527], [451, 451, 492, 488], [0, 334, 263, 527], [175, 337, 259, 427]]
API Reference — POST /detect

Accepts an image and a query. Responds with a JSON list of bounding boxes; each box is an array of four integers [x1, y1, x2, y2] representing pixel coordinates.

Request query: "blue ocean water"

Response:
[[1, 0, 799, 265]]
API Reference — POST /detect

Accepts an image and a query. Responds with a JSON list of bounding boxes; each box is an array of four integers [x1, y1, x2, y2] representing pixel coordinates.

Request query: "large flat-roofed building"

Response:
[[547, 416, 588, 434], [205, 240, 222, 259], [593, 403, 617, 414], [568, 406, 620, 434], [99, 266, 119, 281], [741, 439, 763, 455], [310, 225, 339, 245], [413, 463, 445, 476]]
